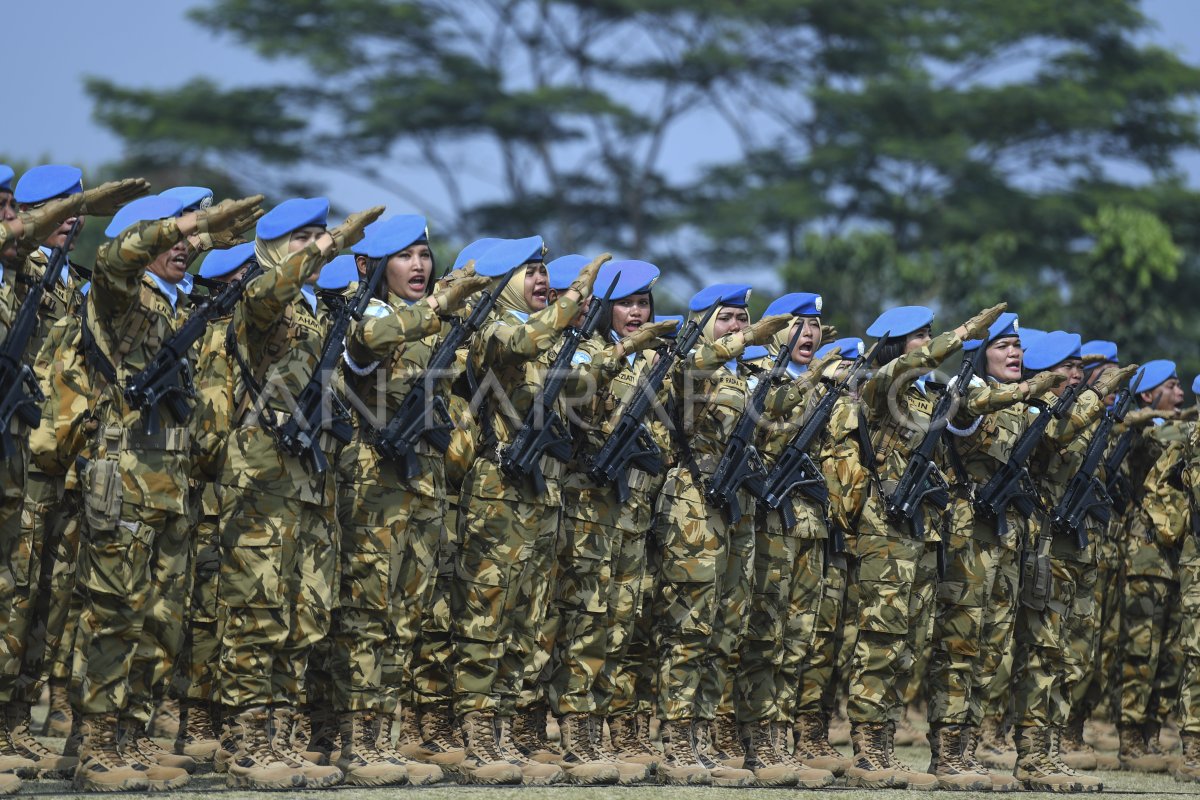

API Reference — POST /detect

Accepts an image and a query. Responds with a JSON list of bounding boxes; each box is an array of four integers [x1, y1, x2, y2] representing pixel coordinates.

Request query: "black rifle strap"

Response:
[[80, 300, 119, 388]]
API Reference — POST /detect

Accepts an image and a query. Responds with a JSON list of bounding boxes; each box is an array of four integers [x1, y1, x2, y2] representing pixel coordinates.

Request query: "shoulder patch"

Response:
[[747, 375, 760, 392], [507, 309, 530, 323], [571, 351, 592, 366], [363, 298, 393, 319]]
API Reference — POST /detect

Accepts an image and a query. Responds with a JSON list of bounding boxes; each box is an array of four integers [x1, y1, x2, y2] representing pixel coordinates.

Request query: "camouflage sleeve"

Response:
[[1044, 387, 1103, 444], [762, 375, 811, 418], [686, 332, 746, 370], [28, 318, 92, 476], [477, 293, 581, 368], [190, 323, 235, 480], [563, 335, 629, 398], [92, 218, 183, 318], [861, 329, 961, 413], [346, 298, 441, 365], [241, 238, 332, 332]]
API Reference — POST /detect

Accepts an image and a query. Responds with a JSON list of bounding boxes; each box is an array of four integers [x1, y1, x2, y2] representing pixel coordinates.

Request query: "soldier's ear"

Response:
[[354, 254, 369, 277]]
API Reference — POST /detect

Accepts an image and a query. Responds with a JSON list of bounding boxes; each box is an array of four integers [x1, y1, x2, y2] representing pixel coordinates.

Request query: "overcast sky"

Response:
[[6, 0, 1200, 214]]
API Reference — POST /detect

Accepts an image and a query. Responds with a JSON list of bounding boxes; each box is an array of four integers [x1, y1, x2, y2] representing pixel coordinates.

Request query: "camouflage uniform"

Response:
[[927, 379, 1031, 728], [209, 236, 341, 710], [1116, 419, 1190, 731], [69, 221, 195, 719], [1174, 424, 1200, 736], [329, 292, 442, 714], [450, 295, 582, 717]]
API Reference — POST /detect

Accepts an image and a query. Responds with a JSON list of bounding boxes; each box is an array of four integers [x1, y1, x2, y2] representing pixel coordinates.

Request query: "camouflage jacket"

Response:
[[754, 370, 831, 540], [18, 248, 86, 360], [1125, 418, 1192, 578]]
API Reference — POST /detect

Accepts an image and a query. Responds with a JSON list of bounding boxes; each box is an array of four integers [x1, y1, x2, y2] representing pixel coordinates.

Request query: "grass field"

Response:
[[17, 742, 1200, 799]]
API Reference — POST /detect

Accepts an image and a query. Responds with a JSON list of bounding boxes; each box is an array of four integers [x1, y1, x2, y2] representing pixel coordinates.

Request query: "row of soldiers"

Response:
[[0, 163, 1198, 794]]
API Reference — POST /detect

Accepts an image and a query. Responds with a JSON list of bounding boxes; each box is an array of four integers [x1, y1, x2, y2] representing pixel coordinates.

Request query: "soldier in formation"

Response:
[[0, 162, 1198, 794]]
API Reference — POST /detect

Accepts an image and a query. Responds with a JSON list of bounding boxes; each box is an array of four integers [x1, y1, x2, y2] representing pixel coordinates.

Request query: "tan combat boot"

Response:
[[0, 774, 18, 795], [1060, 717, 1100, 770], [1085, 718, 1120, 752], [708, 714, 745, 768], [408, 703, 464, 774], [336, 711, 408, 786], [962, 724, 1021, 791], [73, 713, 151, 792], [458, 711, 523, 785], [41, 681, 72, 738], [366, 711, 443, 784], [555, 713, 618, 785], [1013, 725, 1103, 793], [225, 706, 305, 790], [213, 711, 238, 774], [978, 714, 1018, 769], [607, 712, 660, 775], [297, 705, 337, 765], [495, 714, 564, 784], [1175, 731, 1200, 783], [894, 705, 922, 746], [174, 700, 219, 761], [1145, 721, 1177, 767], [694, 718, 755, 786], [927, 724, 991, 791], [121, 717, 197, 773], [0, 709, 37, 777], [657, 719, 711, 785], [590, 715, 650, 783], [271, 707, 342, 788], [116, 721, 190, 790], [793, 710, 851, 776], [739, 720, 799, 786], [1119, 723, 1169, 772], [846, 721, 908, 788], [147, 698, 180, 740], [769, 721, 834, 787], [5, 700, 74, 776], [395, 706, 423, 758], [509, 704, 563, 765]]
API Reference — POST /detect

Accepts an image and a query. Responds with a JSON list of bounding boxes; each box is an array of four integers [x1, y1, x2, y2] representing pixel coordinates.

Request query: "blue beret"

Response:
[[160, 186, 213, 213], [546, 255, 590, 291], [1019, 327, 1046, 351], [1193, 375, 1200, 396], [654, 315, 683, 339], [1130, 359, 1177, 394], [963, 312, 1020, 352], [257, 197, 329, 240], [1081, 340, 1118, 365], [0, 165, 13, 192], [1023, 331, 1082, 371], [474, 235, 546, 277], [199, 242, 256, 280], [866, 306, 934, 339], [597, 259, 660, 300], [453, 237, 501, 271], [317, 254, 358, 291], [765, 292, 823, 318], [741, 345, 770, 362], [14, 164, 83, 204], [816, 336, 865, 360], [352, 214, 428, 258], [689, 283, 752, 312], [104, 195, 185, 238]]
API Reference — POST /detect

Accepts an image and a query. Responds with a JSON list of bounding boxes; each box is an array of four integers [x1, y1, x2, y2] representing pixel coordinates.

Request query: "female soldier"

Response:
[[330, 216, 490, 785], [836, 302, 1004, 790], [653, 284, 791, 786]]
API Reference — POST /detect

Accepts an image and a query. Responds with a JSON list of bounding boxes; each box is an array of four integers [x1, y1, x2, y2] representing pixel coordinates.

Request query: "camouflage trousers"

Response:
[[72, 501, 191, 719], [1061, 559, 1100, 721], [0, 454, 30, 703], [606, 530, 660, 718], [516, 527, 564, 713], [39, 484, 84, 692], [451, 476, 562, 717], [591, 525, 651, 716], [1011, 550, 1076, 728], [329, 478, 443, 713], [173, 515, 220, 703], [411, 503, 459, 709], [654, 470, 754, 722], [927, 528, 1020, 727], [213, 487, 336, 709], [796, 546, 849, 717], [977, 539, 1020, 725], [1175, 535, 1200, 732], [1117, 575, 1183, 727], [735, 507, 825, 724], [549, 482, 652, 719]]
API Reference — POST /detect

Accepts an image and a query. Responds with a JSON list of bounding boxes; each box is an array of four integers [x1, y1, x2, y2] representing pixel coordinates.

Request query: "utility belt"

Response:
[[100, 424, 190, 453]]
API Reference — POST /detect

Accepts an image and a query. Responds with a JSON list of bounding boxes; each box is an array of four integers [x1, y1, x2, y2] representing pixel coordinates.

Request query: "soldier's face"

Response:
[[713, 307, 749, 338], [611, 293, 651, 337], [1086, 362, 1115, 387], [524, 264, 549, 310], [903, 326, 932, 354], [288, 226, 324, 253], [1050, 358, 1084, 392], [789, 315, 822, 366], [148, 239, 191, 284], [386, 243, 433, 301], [985, 336, 1022, 382], [24, 202, 82, 251], [1142, 377, 1184, 411], [0, 191, 16, 223]]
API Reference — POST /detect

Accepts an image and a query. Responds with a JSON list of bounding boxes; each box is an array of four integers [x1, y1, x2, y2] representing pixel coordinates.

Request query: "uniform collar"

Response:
[[39, 245, 70, 285], [148, 271, 180, 311], [787, 361, 808, 379], [301, 285, 318, 313]]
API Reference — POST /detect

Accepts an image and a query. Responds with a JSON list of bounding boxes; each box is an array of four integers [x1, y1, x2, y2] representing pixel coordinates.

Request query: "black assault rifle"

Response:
[[276, 257, 387, 474], [125, 261, 263, 436], [762, 340, 879, 529], [705, 322, 806, 525], [586, 305, 716, 503], [973, 385, 1078, 537], [885, 345, 987, 539], [1050, 386, 1133, 549], [371, 267, 519, 479], [499, 273, 621, 494], [0, 220, 81, 459]]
